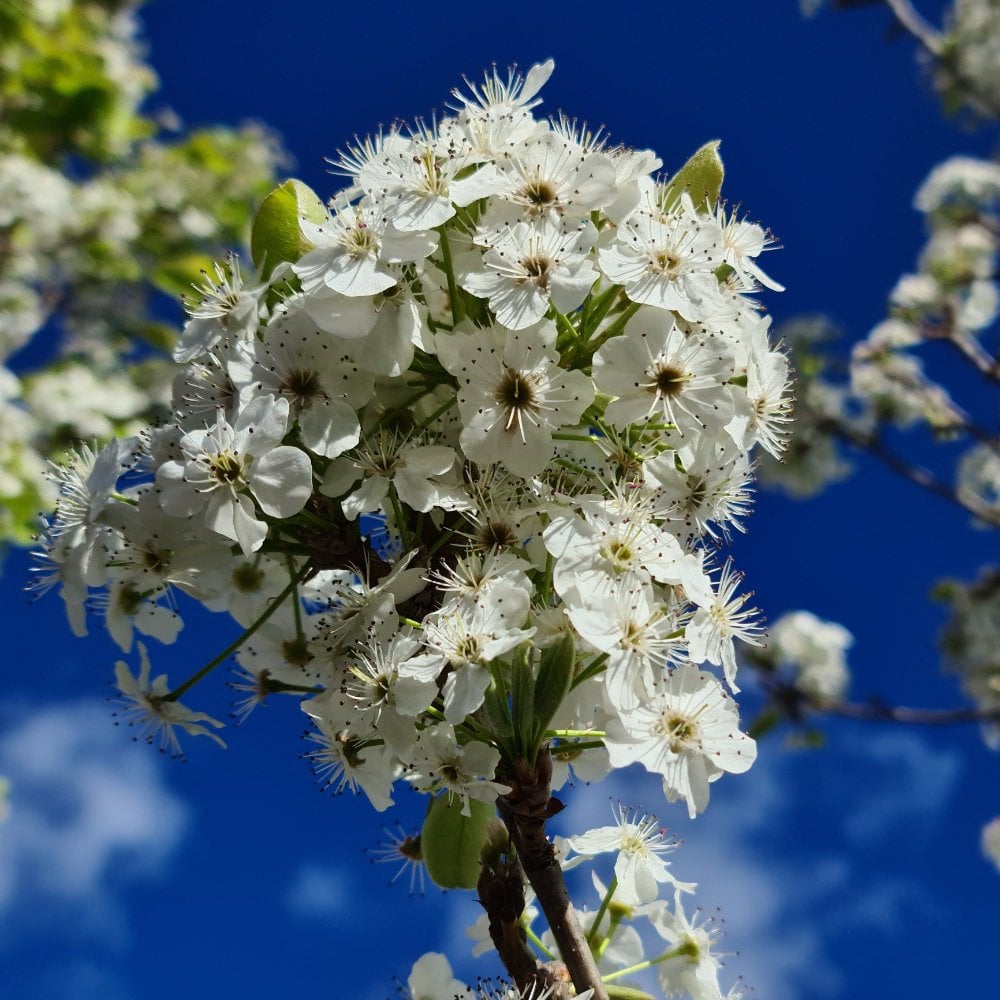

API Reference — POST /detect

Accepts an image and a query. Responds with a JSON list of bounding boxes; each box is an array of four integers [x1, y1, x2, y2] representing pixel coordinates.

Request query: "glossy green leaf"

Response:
[[661, 140, 724, 213], [250, 178, 325, 280], [421, 795, 495, 890], [533, 632, 576, 739]]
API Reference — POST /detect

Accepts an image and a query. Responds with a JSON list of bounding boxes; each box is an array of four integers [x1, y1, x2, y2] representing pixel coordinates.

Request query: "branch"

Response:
[[941, 329, 1000, 387], [477, 848, 558, 991], [883, 0, 942, 56], [815, 697, 1000, 726], [882, 0, 1000, 118], [824, 418, 1000, 525], [762, 676, 1000, 727], [498, 751, 610, 1000]]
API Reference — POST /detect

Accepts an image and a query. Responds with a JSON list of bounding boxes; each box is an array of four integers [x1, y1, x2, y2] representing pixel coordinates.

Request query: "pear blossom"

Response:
[[32, 57, 792, 996], [156, 394, 313, 556], [597, 195, 726, 320], [175, 254, 269, 364], [645, 890, 727, 1000], [559, 803, 695, 905], [438, 320, 595, 477], [405, 724, 510, 816], [593, 306, 735, 434], [605, 662, 757, 818], [114, 643, 225, 757], [469, 217, 598, 328], [685, 560, 764, 691], [404, 953, 468, 1000], [293, 199, 437, 298]]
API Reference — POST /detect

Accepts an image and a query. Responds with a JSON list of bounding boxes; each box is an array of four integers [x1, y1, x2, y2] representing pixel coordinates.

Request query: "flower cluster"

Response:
[[39, 57, 786, 809], [38, 60, 787, 998], [767, 154, 1000, 522], [0, 0, 284, 547]]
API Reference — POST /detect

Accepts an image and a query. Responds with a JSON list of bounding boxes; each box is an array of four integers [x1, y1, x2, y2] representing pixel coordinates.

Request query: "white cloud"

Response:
[[0, 699, 188, 944], [285, 861, 352, 917], [839, 730, 961, 843]]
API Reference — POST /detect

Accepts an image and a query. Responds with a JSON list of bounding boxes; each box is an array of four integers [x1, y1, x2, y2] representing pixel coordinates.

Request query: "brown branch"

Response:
[[498, 750, 609, 1000], [761, 674, 1000, 727], [814, 697, 1000, 725], [477, 847, 560, 991], [824, 418, 1000, 525]]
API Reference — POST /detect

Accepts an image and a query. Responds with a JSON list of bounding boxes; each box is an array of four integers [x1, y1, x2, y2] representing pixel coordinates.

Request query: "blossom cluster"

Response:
[[766, 154, 1000, 514], [0, 0, 284, 547], [39, 59, 787, 820]]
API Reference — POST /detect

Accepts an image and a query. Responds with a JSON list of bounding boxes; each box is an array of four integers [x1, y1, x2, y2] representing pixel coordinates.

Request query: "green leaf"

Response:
[[421, 795, 495, 890], [606, 987, 656, 1000], [250, 179, 325, 280], [510, 642, 535, 756], [533, 632, 576, 740], [661, 140, 724, 214], [151, 253, 216, 299]]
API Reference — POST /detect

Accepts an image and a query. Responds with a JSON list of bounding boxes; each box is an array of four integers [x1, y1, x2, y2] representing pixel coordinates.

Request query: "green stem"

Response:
[[586, 874, 619, 948], [548, 739, 606, 755], [523, 923, 556, 960], [438, 226, 465, 324], [602, 945, 686, 984], [584, 301, 641, 358], [286, 554, 304, 641], [545, 729, 607, 739], [162, 561, 311, 703], [413, 393, 457, 432], [388, 485, 412, 550], [595, 912, 623, 962]]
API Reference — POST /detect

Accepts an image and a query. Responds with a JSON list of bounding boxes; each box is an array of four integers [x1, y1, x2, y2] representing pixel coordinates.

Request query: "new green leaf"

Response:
[[421, 795, 495, 890], [250, 178, 326, 280]]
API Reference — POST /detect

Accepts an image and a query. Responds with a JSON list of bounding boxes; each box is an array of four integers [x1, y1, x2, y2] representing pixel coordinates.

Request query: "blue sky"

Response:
[[2, 1, 997, 998]]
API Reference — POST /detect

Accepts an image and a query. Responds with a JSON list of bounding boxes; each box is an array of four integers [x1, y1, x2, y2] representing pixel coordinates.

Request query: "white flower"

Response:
[[645, 890, 726, 1000], [543, 490, 713, 607], [605, 662, 756, 818], [982, 817, 1000, 874], [406, 724, 510, 816], [597, 196, 725, 320], [559, 803, 695, 905], [714, 203, 784, 292], [566, 581, 686, 713], [156, 395, 313, 556], [485, 129, 618, 224], [176, 254, 269, 363], [234, 305, 370, 458], [358, 131, 500, 233], [46, 438, 139, 590], [461, 216, 598, 330], [769, 609, 853, 702], [685, 560, 764, 691], [322, 434, 464, 520], [293, 199, 437, 298], [401, 589, 535, 722], [644, 436, 754, 544], [113, 644, 225, 757], [301, 694, 398, 812], [438, 321, 595, 477], [404, 952, 468, 1000], [593, 306, 735, 434]]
